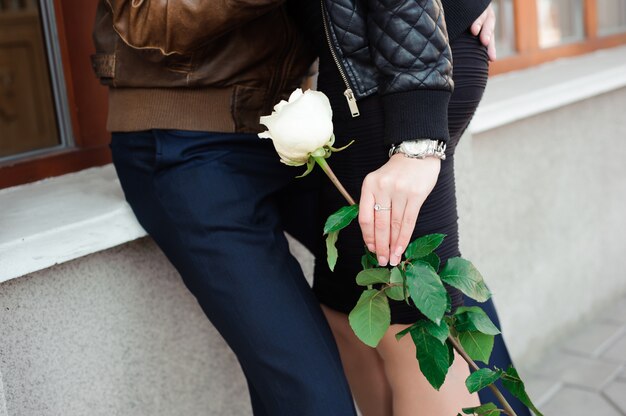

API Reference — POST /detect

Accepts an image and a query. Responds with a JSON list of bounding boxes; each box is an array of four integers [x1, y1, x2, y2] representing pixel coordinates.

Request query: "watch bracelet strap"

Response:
[[388, 139, 447, 160]]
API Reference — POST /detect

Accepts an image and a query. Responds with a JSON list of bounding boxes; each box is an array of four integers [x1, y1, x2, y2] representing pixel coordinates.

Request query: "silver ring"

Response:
[[374, 203, 391, 212]]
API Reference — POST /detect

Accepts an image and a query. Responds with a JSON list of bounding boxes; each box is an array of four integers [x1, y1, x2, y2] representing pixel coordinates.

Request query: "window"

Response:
[[0, 0, 110, 190], [491, 0, 626, 75], [537, 0, 585, 48], [492, 0, 517, 57], [597, 0, 626, 35], [0, 0, 72, 162]]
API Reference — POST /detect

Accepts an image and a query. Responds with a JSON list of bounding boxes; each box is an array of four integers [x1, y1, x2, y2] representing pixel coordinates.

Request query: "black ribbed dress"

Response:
[[306, 2, 491, 324]]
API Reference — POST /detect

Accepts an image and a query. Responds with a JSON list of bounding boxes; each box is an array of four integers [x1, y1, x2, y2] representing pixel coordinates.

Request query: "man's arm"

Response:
[[106, 0, 285, 55]]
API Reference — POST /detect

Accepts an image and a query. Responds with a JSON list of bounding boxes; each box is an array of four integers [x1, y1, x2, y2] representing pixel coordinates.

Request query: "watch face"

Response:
[[401, 140, 430, 154]]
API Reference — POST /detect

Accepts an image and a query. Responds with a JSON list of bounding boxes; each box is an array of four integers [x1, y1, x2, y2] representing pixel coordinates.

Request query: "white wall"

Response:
[[456, 87, 626, 366], [0, 239, 251, 416]]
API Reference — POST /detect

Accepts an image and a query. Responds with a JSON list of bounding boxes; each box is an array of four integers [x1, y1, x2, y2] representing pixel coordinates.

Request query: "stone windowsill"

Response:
[[470, 45, 626, 133], [1, 45, 626, 283], [0, 165, 146, 283]]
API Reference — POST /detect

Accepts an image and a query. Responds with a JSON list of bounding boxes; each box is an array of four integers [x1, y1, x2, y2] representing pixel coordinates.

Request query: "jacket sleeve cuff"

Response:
[[381, 89, 451, 145]]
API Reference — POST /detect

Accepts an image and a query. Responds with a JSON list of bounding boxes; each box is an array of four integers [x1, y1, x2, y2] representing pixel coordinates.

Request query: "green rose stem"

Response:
[[312, 154, 519, 416], [312, 156, 356, 206], [448, 336, 517, 416]]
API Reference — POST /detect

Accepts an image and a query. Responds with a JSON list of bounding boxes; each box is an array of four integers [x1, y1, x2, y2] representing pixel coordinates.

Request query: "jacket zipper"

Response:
[[321, 0, 360, 117]]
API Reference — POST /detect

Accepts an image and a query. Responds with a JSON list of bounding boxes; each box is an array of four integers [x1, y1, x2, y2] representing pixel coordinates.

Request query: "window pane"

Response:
[[537, 0, 585, 48], [0, 0, 62, 160], [598, 0, 626, 35], [492, 0, 516, 56]]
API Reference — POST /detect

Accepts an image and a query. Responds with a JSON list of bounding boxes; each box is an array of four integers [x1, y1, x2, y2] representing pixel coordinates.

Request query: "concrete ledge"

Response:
[[0, 165, 146, 283], [470, 45, 626, 134]]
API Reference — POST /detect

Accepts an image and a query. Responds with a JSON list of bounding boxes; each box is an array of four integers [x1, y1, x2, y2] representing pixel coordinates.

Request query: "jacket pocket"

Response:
[[91, 53, 115, 79], [232, 85, 269, 133]]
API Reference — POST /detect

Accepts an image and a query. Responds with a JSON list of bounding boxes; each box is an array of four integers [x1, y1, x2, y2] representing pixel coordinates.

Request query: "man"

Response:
[[92, 2, 356, 415]]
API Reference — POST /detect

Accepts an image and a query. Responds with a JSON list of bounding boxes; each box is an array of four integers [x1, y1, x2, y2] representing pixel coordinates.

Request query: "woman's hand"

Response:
[[359, 154, 441, 267], [471, 4, 497, 61]]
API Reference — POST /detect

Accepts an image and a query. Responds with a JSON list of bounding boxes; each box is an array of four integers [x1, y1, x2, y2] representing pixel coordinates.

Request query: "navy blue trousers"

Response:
[[110, 130, 356, 416], [465, 296, 532, 416]]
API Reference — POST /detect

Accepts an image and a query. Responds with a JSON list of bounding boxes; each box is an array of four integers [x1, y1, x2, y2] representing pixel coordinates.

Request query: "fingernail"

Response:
[[378, 256, 388, 266], [394, 246, 403, 257], [389, 255, 399, 267], [367, 244, 375, 252], [485, 35, 491, 43]]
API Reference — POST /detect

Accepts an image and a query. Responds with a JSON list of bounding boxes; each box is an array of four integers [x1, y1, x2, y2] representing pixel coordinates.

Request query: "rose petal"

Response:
[[288, 88, 304, 103], [273, 99, 289, 113]]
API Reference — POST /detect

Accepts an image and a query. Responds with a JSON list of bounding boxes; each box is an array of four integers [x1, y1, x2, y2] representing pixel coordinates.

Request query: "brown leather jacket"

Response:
[[91, 0, 315, 133]]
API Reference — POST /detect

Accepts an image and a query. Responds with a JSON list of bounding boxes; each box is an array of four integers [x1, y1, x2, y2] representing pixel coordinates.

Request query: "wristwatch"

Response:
[[389, 139, 447, 160]]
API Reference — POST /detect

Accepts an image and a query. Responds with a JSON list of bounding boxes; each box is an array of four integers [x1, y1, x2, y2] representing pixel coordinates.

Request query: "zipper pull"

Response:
[[344, 88, 360, 117]]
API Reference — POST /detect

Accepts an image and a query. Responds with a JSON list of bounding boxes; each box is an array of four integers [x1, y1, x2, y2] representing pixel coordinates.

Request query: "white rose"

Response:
[[259, 88, 334, 166]]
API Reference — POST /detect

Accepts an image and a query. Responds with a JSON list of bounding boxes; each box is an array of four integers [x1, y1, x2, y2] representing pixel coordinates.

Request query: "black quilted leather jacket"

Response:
[[322, 0, 452, 100], [313, 0, 488, 144]]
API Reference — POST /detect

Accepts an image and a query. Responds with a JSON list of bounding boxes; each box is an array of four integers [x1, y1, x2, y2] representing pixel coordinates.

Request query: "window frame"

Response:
[[0, 0, 110, 189], [491, 0, 626, 75]]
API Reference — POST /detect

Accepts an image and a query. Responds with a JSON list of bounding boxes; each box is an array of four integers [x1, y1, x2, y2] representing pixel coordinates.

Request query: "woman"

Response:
[[290, 1, 529, 415]]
